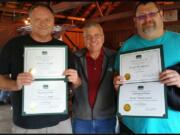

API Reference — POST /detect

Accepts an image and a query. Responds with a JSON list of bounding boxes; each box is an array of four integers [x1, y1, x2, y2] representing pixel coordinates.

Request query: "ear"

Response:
[[102, 34, 105, 44], [159, 10, 163, 18], [29, 17, 32, 25]]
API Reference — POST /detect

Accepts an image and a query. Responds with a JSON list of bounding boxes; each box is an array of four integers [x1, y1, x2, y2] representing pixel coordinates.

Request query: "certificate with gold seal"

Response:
[[118, 82, 166, 117], [22, 45, 68, 116], [119, 46, 162, 83], [118, 46, 167, 117]]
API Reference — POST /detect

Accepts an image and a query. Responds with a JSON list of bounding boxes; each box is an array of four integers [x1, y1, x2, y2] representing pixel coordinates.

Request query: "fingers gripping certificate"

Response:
[[118, 46, 167, 117], [22, 46, 68, 116]]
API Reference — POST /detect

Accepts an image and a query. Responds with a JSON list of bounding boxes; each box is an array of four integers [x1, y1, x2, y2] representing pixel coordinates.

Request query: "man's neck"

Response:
[[142, 29, 164, 40], [30, 33, 52, 43], [89, 51, 101, 60]]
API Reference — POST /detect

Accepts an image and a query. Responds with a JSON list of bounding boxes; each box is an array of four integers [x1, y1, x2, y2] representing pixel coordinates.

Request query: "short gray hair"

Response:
[[83, 21, 104, 36], [29, 2, 54, 17]]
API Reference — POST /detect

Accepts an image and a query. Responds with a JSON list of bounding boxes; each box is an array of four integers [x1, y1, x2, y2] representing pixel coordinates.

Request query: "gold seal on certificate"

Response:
[[123, 104, 131, 112], [124, 73, 131, 80]]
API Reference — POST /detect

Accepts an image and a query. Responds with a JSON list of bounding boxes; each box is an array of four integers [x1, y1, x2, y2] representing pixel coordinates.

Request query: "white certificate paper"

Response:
[[24, 46, 67, 79], [119, 82, 165, 117], [22, 80, 67, 115], [120, 48, 162, 83], [118, 46, 166, 117]]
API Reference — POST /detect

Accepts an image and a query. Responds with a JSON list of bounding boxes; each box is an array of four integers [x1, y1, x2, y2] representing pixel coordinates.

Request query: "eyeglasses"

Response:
[[135, 10, 160, 21], [85, 34, 103, 40]]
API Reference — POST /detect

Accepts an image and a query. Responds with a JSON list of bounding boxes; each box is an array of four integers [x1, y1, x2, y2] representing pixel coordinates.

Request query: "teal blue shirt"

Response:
[[115, 31, 180, 133]]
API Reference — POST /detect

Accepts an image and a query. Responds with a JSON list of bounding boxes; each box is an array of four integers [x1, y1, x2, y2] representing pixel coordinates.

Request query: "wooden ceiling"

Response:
[[0, 1, 125, 25], [0, 1, 180, 47], [1, 1, 179, 26]]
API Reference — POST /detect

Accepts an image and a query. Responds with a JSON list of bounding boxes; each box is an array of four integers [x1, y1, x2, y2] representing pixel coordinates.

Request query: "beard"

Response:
[[142, 21, 156, 35]]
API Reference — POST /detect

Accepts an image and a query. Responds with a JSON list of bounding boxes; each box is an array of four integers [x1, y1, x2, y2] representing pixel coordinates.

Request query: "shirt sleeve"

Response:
[[0, 40, 13, 74], [166, 63, 180, 110]]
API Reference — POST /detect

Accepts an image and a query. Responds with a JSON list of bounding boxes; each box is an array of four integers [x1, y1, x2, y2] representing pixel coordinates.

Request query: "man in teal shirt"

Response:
[[114, 1, 180, 133]]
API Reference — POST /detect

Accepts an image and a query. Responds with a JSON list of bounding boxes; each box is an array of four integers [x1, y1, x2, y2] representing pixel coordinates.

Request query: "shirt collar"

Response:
[[86, 48, 104, 60]]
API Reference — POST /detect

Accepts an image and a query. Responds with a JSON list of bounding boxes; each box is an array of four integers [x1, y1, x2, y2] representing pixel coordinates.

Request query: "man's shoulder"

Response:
[[3, 34, 29, 48], [103, 47, 116, 57], [10, 34, 29, 41], [166, 31, 180, 39], [119, 34, 138, 52], [124, 34, 138, 44], [51, 38, 67, 46], [74, 48, 87, 57]]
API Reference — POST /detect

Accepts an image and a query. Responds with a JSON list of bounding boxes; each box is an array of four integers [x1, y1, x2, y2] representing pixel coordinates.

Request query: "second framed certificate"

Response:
[[22, 80, 68, 115], [117, 45, 167, 117]]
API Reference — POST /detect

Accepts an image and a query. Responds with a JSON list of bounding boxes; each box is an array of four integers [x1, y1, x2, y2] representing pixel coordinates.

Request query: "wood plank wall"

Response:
[[104, 29, 135, 50], [62, 28, 84, 52]]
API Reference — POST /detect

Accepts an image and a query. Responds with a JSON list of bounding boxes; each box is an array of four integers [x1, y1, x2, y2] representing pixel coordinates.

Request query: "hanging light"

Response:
[[24, 17, 30, 25]]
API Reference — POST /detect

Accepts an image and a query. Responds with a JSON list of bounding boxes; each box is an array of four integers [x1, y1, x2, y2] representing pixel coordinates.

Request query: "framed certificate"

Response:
[[22, 45, 68, 116], [120, 46, 162, 83], [24, 46, 67, 79], [117, 45, 167, 117], [22, 80, 68, 115]]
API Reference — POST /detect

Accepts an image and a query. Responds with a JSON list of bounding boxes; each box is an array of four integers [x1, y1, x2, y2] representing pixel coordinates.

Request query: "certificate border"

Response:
[[117, 45, 167, 118], [22, 45, 68, 116]]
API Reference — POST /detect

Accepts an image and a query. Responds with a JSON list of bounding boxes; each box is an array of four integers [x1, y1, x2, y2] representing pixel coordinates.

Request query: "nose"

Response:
[[91, 36, 97, 42], [144, 14, 152, 22]]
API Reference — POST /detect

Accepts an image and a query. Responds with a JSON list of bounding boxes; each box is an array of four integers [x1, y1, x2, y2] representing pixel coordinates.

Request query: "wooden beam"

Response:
[[88, 10, 134, 23], [64, 33, 79, 49], [104, 2, 113, 16], [0, 7, 28, 14], [105, 2, 121, 16], [0, 7, 85, 21], [55, 14, 85, 21], [95, 2, 104, 17], [87, 2, 180, 23], [81, 3, 96, 18], [51, 2, 92, 13], [91, 2, 111, 18]]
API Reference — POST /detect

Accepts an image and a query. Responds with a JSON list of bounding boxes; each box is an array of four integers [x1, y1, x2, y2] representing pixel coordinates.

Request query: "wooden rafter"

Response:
[[88, 10, 134, 23], [87, 2, 180, 23], [105, 2, 121, 16], [81, 3, 96, 18], [95, 2, 104, 17], [104, 2, 113, 16], [91, 2, 110, 18], [51, 2, 91, 13], [71, 6, 82, 16], [0, 7, 85, 22]]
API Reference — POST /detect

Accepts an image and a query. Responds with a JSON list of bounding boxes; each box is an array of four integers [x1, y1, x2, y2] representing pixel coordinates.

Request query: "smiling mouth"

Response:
[[38, 29, 49, 31], [143, 21, 154, 26]]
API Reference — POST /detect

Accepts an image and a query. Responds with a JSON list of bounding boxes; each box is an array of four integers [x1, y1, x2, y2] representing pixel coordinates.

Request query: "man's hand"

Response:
[[16, 72, 33, 90], [63, 69, 81, 89], [160, 69, 180, 88], [113, 75, 125, 91]]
